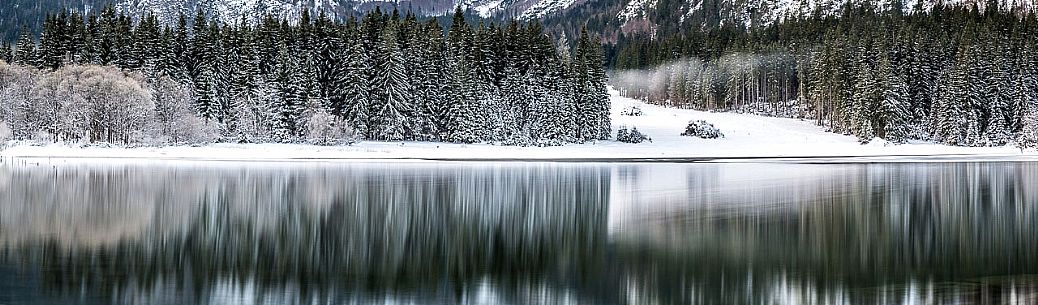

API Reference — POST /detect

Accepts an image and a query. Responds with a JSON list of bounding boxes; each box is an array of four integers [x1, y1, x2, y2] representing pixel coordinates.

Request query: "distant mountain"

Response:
[[3, 0, 1038, 43], [112, 0, 580, 25], [614, 0, 1038, 31], [0, 0, 580, 41]]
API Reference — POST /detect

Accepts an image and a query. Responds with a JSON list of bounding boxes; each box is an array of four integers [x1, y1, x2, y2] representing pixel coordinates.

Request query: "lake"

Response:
[[0, 161, 1036, 304]]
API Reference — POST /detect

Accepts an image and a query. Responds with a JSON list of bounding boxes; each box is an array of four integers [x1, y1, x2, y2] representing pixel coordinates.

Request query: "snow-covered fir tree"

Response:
[[880, 54, 911, 144], [369, 23, 412, 141]]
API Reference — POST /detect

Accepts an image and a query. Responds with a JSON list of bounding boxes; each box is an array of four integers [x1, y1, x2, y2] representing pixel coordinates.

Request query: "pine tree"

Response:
[[135, 12, 163, 74], [0, 42, 11, 62], [851, 49, 879, 143], [38, 13, 67, 69], [13, 26, 37, 66], [323, 21, 369, 138], [114, 13, 137, 69], [410, 20, 448, 141], [572, 28, 596, 142], [270, 45, 302, 142], [1020, 107, 1038, 149], [880, 54, 911, 144], [67, 11, 87, 65], [935, 65, 969, 145], [369, 23, 412, 141], [498, 67, 531, 145], [962, 41, 988, 147], [585, 32, 611, 140], [446, 57, 485, 143]]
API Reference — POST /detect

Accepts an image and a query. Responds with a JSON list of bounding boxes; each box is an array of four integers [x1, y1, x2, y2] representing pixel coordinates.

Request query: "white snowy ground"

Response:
[[3, 88, 1038, 162]]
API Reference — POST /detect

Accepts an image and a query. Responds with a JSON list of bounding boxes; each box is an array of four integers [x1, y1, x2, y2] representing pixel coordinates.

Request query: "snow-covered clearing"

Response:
[[3, 88, 1037, 163]]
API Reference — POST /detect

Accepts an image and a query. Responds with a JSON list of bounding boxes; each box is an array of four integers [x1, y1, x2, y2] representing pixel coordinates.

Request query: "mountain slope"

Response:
[[114, 0, 576, 24], [3, 0, 1038, 44], [0, 0, 109, 41]]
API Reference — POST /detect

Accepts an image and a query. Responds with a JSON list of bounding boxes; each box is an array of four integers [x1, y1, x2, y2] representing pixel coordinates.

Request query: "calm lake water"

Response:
[[0, 161, 1036, 305]]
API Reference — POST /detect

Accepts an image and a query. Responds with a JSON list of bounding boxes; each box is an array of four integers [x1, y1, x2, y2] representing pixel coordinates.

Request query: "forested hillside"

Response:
[[612, 4, 1038, 147], [0, 7, 610, 146], [0, 0, 111, 41]]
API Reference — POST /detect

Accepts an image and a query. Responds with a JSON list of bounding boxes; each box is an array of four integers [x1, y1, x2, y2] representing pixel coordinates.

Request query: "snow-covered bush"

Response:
[[150, 75, 214, 145], [681, 120, 724, 139], [621, 105, 643, 116], [1019, 110, 1038, 149], [617, 126, 651, 143], [305, 109, 357, 146], [0, 121, 10, 141]]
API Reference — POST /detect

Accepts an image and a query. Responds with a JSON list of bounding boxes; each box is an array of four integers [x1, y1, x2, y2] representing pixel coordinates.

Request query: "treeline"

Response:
[[613, 4, 1038, 147], [0, 7, 610, 146]]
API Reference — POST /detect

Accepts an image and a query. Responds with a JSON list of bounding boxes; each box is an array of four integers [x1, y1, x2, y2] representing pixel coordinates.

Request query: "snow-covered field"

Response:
[[3, 88, 1038, 163]]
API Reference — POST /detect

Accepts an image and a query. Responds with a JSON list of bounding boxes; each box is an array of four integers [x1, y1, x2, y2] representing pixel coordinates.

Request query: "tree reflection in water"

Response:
[[0, 161, 1037, 304]]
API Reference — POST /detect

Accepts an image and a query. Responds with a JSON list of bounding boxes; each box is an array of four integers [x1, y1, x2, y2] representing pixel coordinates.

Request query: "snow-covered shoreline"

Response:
[[4, 90, 1038, 163]]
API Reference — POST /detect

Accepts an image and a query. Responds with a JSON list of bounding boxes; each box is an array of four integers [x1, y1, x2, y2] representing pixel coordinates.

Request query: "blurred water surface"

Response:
[[0, 161, 1036, 305]]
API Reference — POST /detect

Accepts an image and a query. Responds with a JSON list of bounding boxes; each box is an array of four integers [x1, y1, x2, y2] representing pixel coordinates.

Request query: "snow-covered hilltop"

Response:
[[5, 88, 1035, 162], [112, 0, 574, 23], [6, 0, 1038, 44], [618, 0, 1038, 32]]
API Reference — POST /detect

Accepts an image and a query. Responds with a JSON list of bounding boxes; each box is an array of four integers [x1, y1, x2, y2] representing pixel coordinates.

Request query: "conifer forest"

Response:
[[0, 7, 611, 146], [611, 4, 1038, 147]]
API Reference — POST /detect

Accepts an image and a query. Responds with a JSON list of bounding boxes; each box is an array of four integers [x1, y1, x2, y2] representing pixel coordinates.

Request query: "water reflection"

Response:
[[0, 162, 609, 304], [1, 161, 1037, 304], [610, 162, 1038, 304]]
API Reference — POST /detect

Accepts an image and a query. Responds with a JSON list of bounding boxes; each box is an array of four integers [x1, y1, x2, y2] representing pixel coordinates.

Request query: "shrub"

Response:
[[306, 109, 358, 146], [681, 120, 724, 139], [617, 126, 651, 143], [620, 105, 643, 116]]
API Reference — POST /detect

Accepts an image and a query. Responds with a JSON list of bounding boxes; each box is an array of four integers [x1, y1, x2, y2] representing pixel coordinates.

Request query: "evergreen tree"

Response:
[[270, 45, 302, 142], [880, 54, 911, 144], [850, 49, 879, 142], [446, 57, 484, 143], [369, 23, 411, 141], [0, 42, 11, 62], [935, 64, 969, 145], [13, 26, 37, 66], [1021, 106, 1038, 149], [38, 13, 67, 69]]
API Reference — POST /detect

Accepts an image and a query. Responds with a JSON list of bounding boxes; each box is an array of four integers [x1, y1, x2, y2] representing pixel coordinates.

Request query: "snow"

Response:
[[473, 0, 505, 18], [520, 0, 578, 20], [618, 0, 658, 23], [3, 88, 1038, 163]]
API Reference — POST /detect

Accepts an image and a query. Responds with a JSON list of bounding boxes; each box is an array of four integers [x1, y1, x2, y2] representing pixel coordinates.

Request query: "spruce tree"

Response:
[[38, 14, 65, 69], [13, 26, 37, 67], [935, 65, 969, 145], [446, 57, 484, 143], [1021, 106, 1038, 149], [880, 54, 911, 144], [270, 45, 302, 142], [0, 42, 11, 62], [370, 23, 411, 141], [851, 50, 879, 143]]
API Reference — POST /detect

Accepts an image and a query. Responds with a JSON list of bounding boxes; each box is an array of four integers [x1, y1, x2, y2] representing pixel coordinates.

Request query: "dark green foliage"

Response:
[[12, 6, 609, 146], [613, 4, 1038, 147], [616, 126, 651, 143]]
